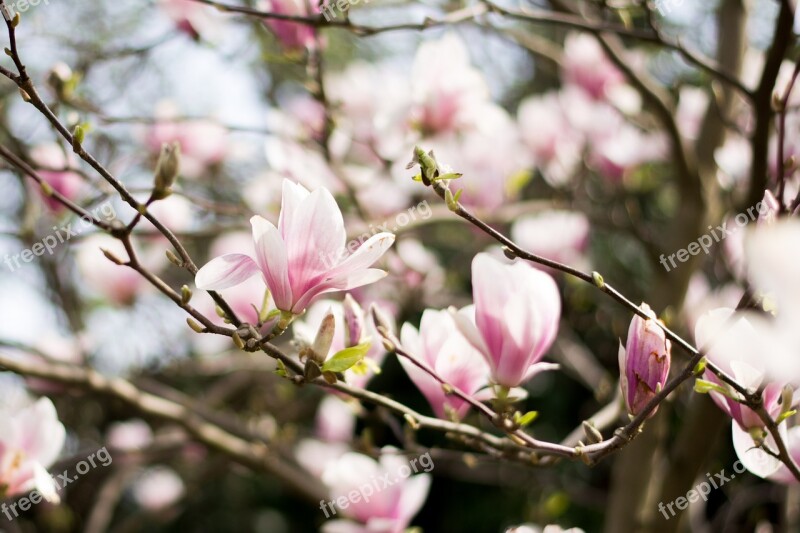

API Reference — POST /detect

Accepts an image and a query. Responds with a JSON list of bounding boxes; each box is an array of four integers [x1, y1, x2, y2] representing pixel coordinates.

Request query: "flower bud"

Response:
[[310, 310, 336, 364], [618, 303, 671, 417], [153, 142, 181, 199], [342, 294, 364, 348]]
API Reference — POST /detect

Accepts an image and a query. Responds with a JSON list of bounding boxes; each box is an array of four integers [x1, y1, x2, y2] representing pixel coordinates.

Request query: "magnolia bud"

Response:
[[343, 294, 364, 348], [310, 310, 336, 364], [153, 142, 181, 199], [619, 303, 671, 417]]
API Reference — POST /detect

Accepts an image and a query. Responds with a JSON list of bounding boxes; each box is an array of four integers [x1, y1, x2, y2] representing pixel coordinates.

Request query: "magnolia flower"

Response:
[[618, 303, 671, 417], [695, 308, 783, 430], [0, 397, 66, 503], [453, 253, 561, 388], [399, 309, 490, 419], [517, 92, 583, 187], [321, 448, 431, 533], [562, 33, 622, 98], [408, 33, 490, 137], [195, 180, 395, 315]]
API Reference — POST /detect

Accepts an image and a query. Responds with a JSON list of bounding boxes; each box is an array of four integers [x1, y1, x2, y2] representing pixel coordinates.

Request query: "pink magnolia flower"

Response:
[[408, 33, 490, 137], [695, 307, 783, 430], [399, 309, 490, 419], [258, 0, 320, 51], [517, 92, 583, 187], [453, 253, 561, 388], [30, 144, 84, 213], [0, 397, 65, 503], [769, 426, 800, 484], [618, 303, 671, 417], [321, 448, 431, 533], [195, 180, 395, 315], [562, 33, 626, 102]]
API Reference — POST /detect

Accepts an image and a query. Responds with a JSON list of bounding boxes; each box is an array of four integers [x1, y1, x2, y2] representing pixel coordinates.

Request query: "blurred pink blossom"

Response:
[[132, 467, 185, 511], [0, 397, 65, 503], [321, 448, 431, 533]]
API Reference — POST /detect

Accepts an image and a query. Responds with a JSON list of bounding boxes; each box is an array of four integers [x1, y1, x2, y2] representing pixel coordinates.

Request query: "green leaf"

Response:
[[694, 378, 733, 397], [516, 411, 539, 427], [777, 409, 797, 425], [321, 342, 370, 373]]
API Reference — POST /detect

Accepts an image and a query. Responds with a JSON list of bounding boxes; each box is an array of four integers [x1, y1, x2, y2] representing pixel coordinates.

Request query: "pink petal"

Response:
[[326, 233, 396, 277], [278, 179, 311, 239], [195, 253, 259, 290], [292, 269, 387, 314], [284, 187, 347, 299], [251, 216, 293, 311]]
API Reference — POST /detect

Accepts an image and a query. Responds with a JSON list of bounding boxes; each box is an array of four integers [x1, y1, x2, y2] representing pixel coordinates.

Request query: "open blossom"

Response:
[[399, 309, 490, 420], [517, 92, 583, 187], [196, 180, 394, 315], [618, 303, 671, 417], [562, 33, 622, 98], [453, 253, 561, 388], [408, 33, 490, 137], [0, 397, 66, 503], [695, 308, 783, 430], [321, 448, 431, 533]]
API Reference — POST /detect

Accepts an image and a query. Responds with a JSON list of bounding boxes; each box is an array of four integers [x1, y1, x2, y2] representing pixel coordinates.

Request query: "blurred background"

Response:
[[0, 0, 797, 531]]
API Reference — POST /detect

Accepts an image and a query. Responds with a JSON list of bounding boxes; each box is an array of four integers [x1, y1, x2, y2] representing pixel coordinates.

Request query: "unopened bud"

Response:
[[165, 249, 183, 267], [180, 285, 192, 305], [101, 248, 124, 265], [582, 421, 603, 444], [311, 310, 336, 364], [186, 318, 205, 333], [343, 294, 364, 348], [153, 142, 181, 199]]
